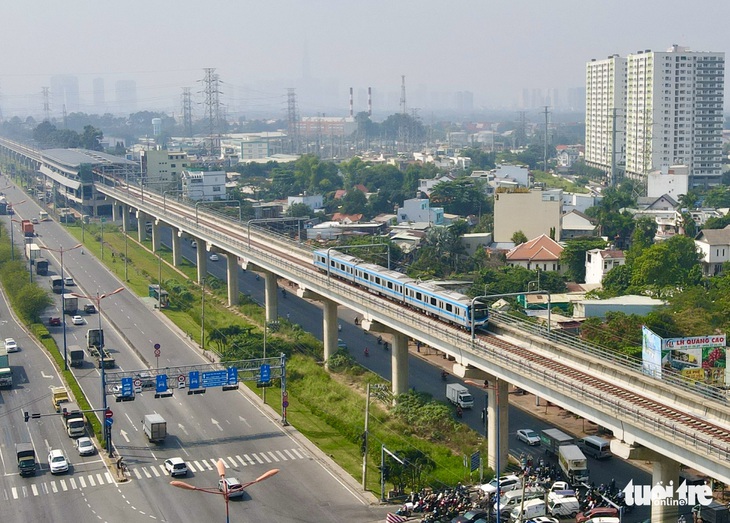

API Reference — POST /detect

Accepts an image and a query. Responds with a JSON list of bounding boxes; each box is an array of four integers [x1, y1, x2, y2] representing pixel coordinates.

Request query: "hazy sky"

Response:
[[2, 1, 728, 119]]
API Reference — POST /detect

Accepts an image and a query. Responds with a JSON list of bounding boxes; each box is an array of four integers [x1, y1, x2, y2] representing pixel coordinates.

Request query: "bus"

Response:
[[39, 211, 49, 222]]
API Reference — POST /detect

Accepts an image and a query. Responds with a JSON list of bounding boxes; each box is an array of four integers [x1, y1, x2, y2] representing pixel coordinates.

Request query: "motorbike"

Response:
[[364, 347, 369, 357], [441, 371, 448, 381]]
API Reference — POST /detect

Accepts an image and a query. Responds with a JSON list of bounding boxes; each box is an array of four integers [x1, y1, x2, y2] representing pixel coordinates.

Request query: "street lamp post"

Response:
[[71, 287, 125, 456], [40, 243, 82, 371], [171, 459, 278, 523]]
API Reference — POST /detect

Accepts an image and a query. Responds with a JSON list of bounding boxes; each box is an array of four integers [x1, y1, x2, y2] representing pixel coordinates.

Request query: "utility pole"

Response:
[[287, 88, 299, 154], [42, 87, 51, 122]]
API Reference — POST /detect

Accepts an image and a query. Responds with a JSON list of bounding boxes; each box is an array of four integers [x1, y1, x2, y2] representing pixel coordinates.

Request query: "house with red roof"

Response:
[[505, 234, 565, 274]]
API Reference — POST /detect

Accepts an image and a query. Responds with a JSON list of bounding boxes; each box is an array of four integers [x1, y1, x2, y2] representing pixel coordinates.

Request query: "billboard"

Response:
[[643, 329, 727, 386], [642, 326, 665, 379]]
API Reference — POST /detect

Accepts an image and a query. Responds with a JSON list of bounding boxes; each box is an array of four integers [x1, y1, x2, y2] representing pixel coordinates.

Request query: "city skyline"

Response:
[[1, 1, 728, 119]]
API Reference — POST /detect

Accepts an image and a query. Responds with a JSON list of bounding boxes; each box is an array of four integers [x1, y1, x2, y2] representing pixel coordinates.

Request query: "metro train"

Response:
[[313, 249, 489, 330]]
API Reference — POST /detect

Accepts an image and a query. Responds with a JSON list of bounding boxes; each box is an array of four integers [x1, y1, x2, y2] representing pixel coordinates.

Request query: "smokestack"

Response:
[[349, 87, 353, 117], [368, 87, 372, 117]]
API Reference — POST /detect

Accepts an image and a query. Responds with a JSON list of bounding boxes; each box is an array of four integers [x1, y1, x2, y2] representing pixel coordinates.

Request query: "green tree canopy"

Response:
[[630, 235, 702, 294]]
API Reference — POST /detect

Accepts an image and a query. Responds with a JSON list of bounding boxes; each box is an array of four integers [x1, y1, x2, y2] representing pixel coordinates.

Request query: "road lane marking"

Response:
[[291, 448, 305, 459], [96, 473, 104, 484], [11, 487, 18, 499], [253, 454, 264, 464], [275, 450, 287, 461], [70, 478, 77, 490], [235, 456, 247, 467], [51, 481, 58, 493], [262, 452, 275, 462], [227, 457, 237, 468], [79, 476, 87, 488], [284, 449, 296, 459], [31, 484, 38, 496], [60, 479, 68, 491]]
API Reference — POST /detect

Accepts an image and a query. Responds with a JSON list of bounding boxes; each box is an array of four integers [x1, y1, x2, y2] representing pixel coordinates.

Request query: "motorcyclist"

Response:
[[456, 405, 463, 418], [363, 347, 369, 357], [441, 370, 448, 381]]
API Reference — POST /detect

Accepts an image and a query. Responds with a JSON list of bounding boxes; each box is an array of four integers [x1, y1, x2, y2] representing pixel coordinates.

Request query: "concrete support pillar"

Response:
[[391, 332, 409, 398], [196, 240, 207, 284], [263, 270, 278, 323], [121, 204, 129, 232], [136, 211, 147, 242], [151, 220, 161, 252], [322, 299, 338, 365], [171, 228, 182, 266], [226, 252, 239, 306], [486, 377, 509, 472], [650, 457, 680, 523]]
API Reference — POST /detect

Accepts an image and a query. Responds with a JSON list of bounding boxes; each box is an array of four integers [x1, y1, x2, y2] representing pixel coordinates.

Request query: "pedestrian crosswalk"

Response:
[[3, 447, 308, 502], [130, 447, 308, 480]]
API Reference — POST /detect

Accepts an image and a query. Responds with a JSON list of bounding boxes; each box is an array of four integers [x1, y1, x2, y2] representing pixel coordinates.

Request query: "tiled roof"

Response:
[[506, 234, 563, 262]]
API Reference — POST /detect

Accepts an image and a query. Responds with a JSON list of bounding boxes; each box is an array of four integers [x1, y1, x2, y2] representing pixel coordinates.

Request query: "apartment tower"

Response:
[[586, 45, 724, 189]]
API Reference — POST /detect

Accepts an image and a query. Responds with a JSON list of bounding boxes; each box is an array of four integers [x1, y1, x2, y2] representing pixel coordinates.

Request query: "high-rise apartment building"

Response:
[[585, 45, 724, 189], [585, 55, 627, 185]]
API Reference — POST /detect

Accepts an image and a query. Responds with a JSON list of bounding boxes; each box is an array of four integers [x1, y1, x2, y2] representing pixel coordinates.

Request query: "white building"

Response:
[[586, 45, 725, 189], [141, 148, 190, 190], [288, 194, 323, 211], [624, 45, 725, 188], [585, 54, 626, 179], [585, 249, 625, 285], [397, 198, 444, 225], [647, 165, 690, 199], [180, 169, 226, 201]]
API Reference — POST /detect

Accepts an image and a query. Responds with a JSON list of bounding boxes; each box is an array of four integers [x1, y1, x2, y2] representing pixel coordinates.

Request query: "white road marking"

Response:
[[79, 476, 87, 488], [284, 449, 296, 460], [51, 481, 58, 493], [275, 450, 287, 461], [60, 479, 68, 491], [31, 484, 38, 496], [235, 456, 247, 467]]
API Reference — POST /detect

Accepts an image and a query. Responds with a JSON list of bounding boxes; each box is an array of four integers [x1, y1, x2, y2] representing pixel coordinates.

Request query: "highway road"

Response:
[[0, 183, 389, 523]]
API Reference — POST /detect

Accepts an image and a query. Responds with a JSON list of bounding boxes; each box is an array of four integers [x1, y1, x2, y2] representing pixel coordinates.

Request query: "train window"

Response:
[[363, 273, 369, 281], [416, 292, 422, 301], [375, 277, 381, 285], [330, 259, 335, 266], [387, 282, 392, 290], [430, 297, 437, 306], [446, 304, 452, 313]]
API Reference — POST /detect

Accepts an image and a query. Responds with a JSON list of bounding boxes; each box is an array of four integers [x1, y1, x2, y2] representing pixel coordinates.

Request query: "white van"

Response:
[[509, 498, 546, 522], [578, 436, 612, 459], [548, 495, 581, 517], [493, 488, 545, 516]]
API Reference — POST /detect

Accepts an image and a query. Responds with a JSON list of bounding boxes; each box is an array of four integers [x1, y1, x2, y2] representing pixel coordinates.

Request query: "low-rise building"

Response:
[[695, 225, 730, 276], [397, 198, 444, 225], [561, 210, 598, 240], [505, 234, 565, 273], [573, 295, 665, 319], [585, 249, 625, 285], [181, 169, 226, 201]]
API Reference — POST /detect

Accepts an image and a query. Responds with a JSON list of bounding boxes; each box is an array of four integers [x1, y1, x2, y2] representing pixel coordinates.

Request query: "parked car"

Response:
[[72, 315, 85, 325], [49, 317, 62, 326], [219, 477, 245, 498], [75, 437, 96, 456], [164, 457, 188, 477], [64, 277, 75, 286], [516, 428, 541, 445], [4, 338, 18, 353], [48, 449, 69, 474]]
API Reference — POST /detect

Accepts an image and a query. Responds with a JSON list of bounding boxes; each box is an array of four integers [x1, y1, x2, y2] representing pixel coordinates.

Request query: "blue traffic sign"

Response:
[[156, 374, 168, 393], [121, 377, 133, 397], [105, 417, 114, 426], [227, 366, 238, 385], [202, 370, 228, 388], [260, 364, 271, 383], [188, 371, 200, 389]]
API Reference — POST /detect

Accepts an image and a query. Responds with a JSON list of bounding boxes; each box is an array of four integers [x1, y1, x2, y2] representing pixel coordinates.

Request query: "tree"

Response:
[[340, 189, 367, 215], [560, 238, 606, 283], [429, 179, 489, 216], [80, 125, 103, 151], [511, 231, 528, 245], [287, 203, 312, 218], [630, 235, 703, 294], [600, 264, 633, 296]]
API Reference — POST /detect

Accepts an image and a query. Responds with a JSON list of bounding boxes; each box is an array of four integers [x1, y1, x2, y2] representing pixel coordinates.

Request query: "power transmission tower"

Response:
[[398, 75, 407, 152], [543, 106, 550, 173], [199, 68, 222, 157], [286, 88, 299, 154], [181, 87, 193, 137], [42, 87, 51, 121]]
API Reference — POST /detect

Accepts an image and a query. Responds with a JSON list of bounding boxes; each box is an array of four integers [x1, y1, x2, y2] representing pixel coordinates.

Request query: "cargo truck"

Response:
[[142, 414, 167, 443], [51, 386, 70, 412], [86, 328, 104, 349], [51, 276, 64, 294], [35, 258, 49, 275], [67, 345, 85, 368], [446, 383, 474, 409], [25, 243, 40, 262], [87, 345, 115, 368], [540, 428, 575, 455], [21, 219, 34, 237], [16, 443, 36, 476], [558, 444, 589, 483], [61, 402, 86, 437], [63, 294, 78, 315], [0, 346, 12, 388]]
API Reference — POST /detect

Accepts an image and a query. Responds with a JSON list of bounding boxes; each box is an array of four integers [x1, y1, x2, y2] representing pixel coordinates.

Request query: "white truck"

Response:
[[25, 243, 40, 261], [143, 414, 167, 443], [446, 383, 474, 409], [558, 444, 589, 483], [61, 402, 86, 437]]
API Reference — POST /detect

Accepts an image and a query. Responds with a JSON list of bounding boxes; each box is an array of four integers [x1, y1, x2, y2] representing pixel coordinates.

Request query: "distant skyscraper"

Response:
[[115, 80, 137, 114], [455, 91, 474, 112], [50, 75, 80, 114], [586, 45, 724, 188], [93, 78, 105, 110]]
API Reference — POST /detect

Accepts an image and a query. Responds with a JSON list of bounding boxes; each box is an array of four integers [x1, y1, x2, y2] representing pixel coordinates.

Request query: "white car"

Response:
[[75, 437, 96, 456], [481, 474, 522, 496], [48, 449, 69, 474], [209, 253, 219, 261], [72, 315, 85, 325], [4, 338, 18, 352], [164, 457, 188, 477], [516, 428, 541, 446], [64, 277, 75, 286], [219, 477, 245, 498], [190, 240, 197, 249]]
